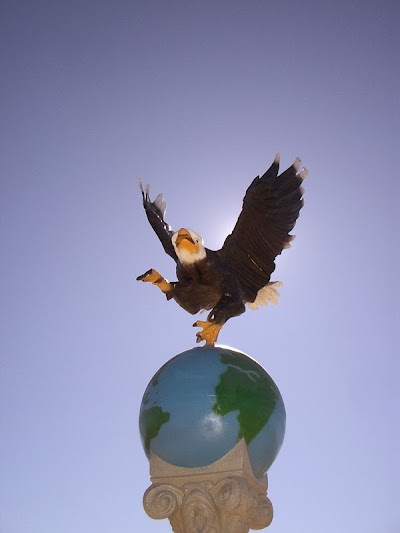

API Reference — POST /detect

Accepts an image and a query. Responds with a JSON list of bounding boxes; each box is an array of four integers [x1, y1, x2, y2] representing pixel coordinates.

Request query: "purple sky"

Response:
[[1, 1, 399, 532]]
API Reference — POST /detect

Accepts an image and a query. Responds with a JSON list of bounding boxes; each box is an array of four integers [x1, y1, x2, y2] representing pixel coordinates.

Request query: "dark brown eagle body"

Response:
[[172, 250, 245, 322], [137, 154, 306, 345]]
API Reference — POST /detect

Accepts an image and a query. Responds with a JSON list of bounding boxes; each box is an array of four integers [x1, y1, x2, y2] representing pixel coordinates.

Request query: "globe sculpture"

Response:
[[139, 346, 285, 479]]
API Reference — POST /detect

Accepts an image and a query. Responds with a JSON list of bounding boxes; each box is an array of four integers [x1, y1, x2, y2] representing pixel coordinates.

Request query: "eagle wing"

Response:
[[217, 155, 306, 303], [139, 180, 177, 261]]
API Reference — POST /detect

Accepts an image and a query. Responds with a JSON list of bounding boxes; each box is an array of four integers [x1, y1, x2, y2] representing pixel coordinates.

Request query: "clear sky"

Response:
[[1, 1, 399, 532]]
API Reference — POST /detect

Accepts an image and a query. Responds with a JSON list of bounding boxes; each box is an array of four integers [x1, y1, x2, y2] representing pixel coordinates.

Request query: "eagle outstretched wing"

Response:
[[217, 155, 306, 303], [138, 180, 177, 261]]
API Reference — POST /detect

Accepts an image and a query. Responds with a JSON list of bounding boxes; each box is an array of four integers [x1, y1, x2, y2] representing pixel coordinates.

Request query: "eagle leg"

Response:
[[193, 293, 246, 345], [136, 268, 172, 294], [193, 320, 223, 346]]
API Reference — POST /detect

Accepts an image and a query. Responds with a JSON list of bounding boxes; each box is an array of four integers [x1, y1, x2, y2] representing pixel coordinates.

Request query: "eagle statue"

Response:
[[137, 154, 307, 345]]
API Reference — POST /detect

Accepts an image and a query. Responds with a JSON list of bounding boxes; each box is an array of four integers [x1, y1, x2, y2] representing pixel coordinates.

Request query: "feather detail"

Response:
[[246, 281, 283, 310], [154, 193, 167, 218], [138, 180, 177, 261]]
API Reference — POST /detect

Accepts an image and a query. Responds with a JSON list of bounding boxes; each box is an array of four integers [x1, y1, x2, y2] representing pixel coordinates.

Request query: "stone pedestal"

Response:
[[143, 439, 273, 532]]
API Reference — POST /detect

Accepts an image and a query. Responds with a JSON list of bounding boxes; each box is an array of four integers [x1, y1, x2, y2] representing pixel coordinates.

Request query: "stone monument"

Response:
[[136, 155, 306, 530], [139, 346, 286, 532]]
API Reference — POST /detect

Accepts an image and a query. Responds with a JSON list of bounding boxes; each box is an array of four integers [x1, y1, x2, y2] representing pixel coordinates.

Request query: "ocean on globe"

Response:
[[139, 346, 285, 478]]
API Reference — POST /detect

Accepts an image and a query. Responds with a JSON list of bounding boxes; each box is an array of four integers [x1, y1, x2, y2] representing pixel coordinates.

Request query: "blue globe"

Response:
[[139, 346, 285, 478]]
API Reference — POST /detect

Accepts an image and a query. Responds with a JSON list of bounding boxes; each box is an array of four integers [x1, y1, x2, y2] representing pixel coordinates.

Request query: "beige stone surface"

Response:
[[143, 439, 273, 532]]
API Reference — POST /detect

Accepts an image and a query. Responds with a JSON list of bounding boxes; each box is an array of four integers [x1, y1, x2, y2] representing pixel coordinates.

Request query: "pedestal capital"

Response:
[[143, 439, 273, 532]]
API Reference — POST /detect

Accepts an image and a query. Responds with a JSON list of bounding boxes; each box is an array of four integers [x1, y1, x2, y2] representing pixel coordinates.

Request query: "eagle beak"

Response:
[[175, 228, 194, 247]]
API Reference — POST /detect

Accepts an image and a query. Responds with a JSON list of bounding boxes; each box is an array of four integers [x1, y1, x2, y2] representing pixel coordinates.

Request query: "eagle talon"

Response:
[[193, 320, 223, 346], [136, 269, 171, 293], [136, 268, 158, 282]]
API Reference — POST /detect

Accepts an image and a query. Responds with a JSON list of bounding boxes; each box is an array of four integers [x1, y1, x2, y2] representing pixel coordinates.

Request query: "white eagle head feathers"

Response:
[[172, 228, 207, 264]]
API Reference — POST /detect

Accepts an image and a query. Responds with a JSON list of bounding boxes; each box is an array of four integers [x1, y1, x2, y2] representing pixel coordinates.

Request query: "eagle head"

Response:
[[172, 228, 206, 264]]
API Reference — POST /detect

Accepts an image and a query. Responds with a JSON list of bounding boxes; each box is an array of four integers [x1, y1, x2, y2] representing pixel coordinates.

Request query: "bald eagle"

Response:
[[137, 154, 306, 345]]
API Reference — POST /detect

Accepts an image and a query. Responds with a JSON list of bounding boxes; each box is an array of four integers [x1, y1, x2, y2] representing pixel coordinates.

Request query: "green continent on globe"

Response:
[[140, 406, 170, 455], [212, 351, 278, 444]]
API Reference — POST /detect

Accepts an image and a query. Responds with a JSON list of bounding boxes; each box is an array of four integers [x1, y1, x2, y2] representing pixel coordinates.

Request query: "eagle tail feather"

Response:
[[246, 281, 283, 310]]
